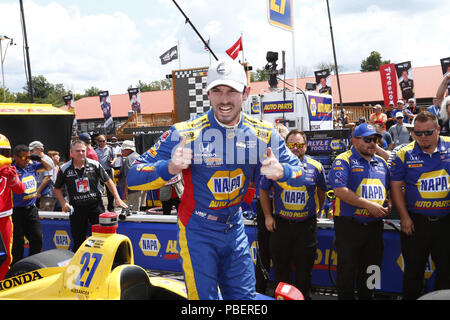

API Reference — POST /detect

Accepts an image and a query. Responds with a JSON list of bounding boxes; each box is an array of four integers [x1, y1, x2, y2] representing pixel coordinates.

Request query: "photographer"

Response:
[[393, 100, 414, 124]]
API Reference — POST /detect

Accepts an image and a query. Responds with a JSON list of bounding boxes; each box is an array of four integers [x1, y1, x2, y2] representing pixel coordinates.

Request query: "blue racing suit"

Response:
[[127, 109, 305, 300]]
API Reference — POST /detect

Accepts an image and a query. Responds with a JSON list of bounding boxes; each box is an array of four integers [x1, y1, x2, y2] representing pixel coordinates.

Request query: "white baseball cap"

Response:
[[206, 59, 247, 93], [29, 141, 44, 150], [121, 140, 135, 152]]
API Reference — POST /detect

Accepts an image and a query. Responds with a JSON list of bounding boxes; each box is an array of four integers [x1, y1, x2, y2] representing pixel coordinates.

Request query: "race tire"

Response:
[[120, 265, 152, 300], [5, 249, 74, 279], [418, 290, 450, 300], [119, 266, 186, 300]]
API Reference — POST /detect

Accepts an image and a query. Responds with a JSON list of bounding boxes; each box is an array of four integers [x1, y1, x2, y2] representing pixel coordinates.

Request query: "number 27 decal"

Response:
[[74, 252, 102, 287]]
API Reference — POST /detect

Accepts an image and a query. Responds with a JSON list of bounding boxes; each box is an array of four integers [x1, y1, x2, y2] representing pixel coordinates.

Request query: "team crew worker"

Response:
[[390, 111, 450, 300], [127, 59, 305, 300], [329, 123, 391, 300], [29, 140, 57, 211], [95, 135, 117, 212], [11, 144, 53, 264], [54, 140, 127, 252], [0, 134, 25, 280], [260, 129, 327, 300]]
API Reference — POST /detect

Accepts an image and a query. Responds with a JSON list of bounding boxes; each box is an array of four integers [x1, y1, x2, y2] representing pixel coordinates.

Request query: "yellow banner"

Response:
[[0, 103, 73, 115], [268, 0, 293, 31]]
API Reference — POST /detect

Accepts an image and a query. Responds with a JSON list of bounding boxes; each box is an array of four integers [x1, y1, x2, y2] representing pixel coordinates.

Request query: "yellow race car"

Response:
[[0, 212, 302, 300], [0, 212, 187, 300]]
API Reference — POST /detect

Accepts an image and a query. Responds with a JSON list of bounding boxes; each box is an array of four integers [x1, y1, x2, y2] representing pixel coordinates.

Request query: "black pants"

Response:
[[11, 205, 43, 264], [104, 169, 115, 212], [70, 202, 104, 252], [255, 199, 271, 294], [333, 216, 384, 300], [401, 214, 450, 300], [270, 216, 317, 300]]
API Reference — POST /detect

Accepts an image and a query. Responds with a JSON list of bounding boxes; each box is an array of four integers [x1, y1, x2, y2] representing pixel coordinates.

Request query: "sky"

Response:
[[0, 0, 449, 95]]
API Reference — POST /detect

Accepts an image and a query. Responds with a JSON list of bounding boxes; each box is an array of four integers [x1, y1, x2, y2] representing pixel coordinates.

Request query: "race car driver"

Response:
[[0, 134, 25, 280], [127, 59, 305, 300]]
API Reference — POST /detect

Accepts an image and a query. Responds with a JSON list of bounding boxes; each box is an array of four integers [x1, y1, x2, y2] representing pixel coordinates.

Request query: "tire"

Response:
[[119, 266, 186, 300], [418, 290, 450, 300], [5, 249, 74, 279], [120, 265, 152, 300]]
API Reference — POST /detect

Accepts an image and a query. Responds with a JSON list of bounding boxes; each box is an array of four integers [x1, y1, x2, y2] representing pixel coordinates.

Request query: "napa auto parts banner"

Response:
[[262, 100, 294, 113], [307, 95, 333, 130], [379, 63, 398, 108]]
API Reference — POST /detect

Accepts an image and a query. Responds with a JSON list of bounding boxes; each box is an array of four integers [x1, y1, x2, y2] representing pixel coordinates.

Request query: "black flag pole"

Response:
[[326, 0, 344, 124], [172, 0, 218, 62], [19, 0, 34, 102]]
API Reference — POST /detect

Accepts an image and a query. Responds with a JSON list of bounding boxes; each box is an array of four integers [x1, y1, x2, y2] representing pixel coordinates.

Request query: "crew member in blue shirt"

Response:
[[329, 123, 391, 300], [390, 111, 450, 300], [393, 100, 414, 124], [260, 129, 327, 299], [426, 98, 440, 118], [11, 144, 52, 264]]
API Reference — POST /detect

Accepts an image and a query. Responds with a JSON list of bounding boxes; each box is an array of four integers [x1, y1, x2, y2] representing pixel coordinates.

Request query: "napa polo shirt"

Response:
[[329, 147, 390, 223], [390, 137, 450, 216]]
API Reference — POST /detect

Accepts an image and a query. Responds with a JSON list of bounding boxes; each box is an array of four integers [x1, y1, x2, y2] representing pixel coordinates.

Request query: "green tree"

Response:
[[83, 86, 101, 97], [130, 79, 172, 92], [19, 75, 69, 106], [250, 67, 269, 82], [0, 87, 17, 102], [360, 51, 391, 72]]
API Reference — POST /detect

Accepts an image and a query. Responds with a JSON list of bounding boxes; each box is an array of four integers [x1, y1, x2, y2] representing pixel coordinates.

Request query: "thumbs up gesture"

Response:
[[168, 135, 193, 175], [261, 147, 284, 180]]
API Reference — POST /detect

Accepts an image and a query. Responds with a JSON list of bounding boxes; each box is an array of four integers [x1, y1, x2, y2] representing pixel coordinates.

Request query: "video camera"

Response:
[[264, 51, 285, 89]]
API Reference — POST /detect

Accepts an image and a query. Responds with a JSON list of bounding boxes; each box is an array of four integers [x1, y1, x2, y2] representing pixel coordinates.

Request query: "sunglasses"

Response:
[[98, 140, 106, 143], [287, 142, 305, 149], [356, 136, 379, 144], [16, 155, 30, 161], [413, 128, 436, 137]]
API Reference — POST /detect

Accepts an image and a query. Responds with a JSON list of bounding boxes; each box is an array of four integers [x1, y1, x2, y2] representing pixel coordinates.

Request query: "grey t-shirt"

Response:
[[388, 124, 411, 147]]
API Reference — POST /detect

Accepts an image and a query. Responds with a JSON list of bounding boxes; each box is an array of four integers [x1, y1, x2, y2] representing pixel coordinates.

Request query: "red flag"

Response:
[[379, 63, 398, 108], [226, 37, 243, 60]]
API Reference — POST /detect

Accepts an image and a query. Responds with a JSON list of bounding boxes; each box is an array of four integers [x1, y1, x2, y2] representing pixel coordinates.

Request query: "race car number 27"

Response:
[[74, 252, 103, 287]]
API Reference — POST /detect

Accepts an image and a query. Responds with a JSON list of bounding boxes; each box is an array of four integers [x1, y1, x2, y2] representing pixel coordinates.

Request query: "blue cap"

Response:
[[78, 132, 91, 142], [353, 123, 382, 138]]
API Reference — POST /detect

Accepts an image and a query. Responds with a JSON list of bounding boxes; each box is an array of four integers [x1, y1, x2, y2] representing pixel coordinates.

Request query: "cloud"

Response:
[[1, 0, 146, 94]]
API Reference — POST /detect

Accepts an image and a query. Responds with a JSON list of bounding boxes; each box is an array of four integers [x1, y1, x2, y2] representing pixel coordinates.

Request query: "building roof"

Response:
[[72, 90, 174, 120], [71, 65, 444, 120]]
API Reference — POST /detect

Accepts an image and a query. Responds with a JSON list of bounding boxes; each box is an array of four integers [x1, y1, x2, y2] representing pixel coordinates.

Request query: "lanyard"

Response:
[[395, 125, 403, 139], [73, 161, 87, 181]]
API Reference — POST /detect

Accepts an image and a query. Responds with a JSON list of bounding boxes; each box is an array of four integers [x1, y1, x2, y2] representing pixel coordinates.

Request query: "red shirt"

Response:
[[69, 146, 99, 161], [0, 167, 26, 218], [86, 147, 99, 161]]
